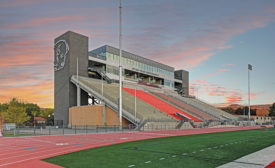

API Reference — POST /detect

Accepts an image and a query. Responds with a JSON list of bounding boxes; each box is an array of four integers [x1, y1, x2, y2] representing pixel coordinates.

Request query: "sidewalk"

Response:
[[218, 145, 275, 168]]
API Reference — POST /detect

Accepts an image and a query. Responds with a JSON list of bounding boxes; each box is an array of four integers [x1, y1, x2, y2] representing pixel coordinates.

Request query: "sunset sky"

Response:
[[0, 0, 274, 108]]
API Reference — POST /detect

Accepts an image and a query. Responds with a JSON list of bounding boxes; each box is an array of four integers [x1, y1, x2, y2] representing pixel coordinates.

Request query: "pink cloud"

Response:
[[190, 76, 265, 107], [0, 80, 54, 108], [218, 68, 230, 72], [125, 10, 275, 70], [6, 16, 86, 29], [0, 0, 60, 8]]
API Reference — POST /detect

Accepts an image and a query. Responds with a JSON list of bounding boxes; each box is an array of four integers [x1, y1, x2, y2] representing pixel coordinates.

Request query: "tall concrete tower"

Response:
[[54, 31, 89, 126]]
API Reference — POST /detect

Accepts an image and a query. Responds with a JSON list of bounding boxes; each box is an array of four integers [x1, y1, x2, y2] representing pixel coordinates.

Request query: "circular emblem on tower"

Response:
[[54, 40, 69, 71]]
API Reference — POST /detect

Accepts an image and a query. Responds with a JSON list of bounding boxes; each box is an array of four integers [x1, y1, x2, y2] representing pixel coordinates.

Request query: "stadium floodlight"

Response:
[[248, 64, 252, 121], [119, 0, 123, 130], [135, 87, 137, 122]]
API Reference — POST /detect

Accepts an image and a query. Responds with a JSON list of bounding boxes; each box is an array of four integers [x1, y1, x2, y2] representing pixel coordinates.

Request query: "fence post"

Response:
[[75, 125, 77, 134], [85, 125, 88, 134], [96, 125, 98, 133], [34, 126, 36, 136], [63, 125, 65, 135], [49, 126, 51, 135]]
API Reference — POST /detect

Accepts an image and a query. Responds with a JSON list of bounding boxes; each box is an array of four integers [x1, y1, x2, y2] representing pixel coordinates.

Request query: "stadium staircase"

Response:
[[71, 76, 178, 129], [88, 67, 114, 84], [150, 92, 218, 121], [123, 88, 202, 122]]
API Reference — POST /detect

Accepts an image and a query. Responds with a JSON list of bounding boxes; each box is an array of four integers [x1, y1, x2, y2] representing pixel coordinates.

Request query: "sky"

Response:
[[0, 0, 274, 108]]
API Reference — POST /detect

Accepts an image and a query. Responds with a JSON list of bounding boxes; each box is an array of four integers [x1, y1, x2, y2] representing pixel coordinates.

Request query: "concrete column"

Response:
[[102, 102, 106, 126], [77, 85, 81, 106]]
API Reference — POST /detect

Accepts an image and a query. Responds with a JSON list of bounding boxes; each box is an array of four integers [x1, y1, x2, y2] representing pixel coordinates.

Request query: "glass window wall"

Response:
[[106, 52, 174, 78]]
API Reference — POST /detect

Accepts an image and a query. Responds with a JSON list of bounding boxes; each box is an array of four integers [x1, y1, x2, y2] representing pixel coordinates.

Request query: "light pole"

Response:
[[248, 64, 252, 121], [77, 56, 80, 106], [118, 0, 123, 130], [135, 87, 137, 122]]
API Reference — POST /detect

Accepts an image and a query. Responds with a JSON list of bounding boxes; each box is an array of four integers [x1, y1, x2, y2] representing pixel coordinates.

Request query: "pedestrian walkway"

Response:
[[218, 145, 275, 168]]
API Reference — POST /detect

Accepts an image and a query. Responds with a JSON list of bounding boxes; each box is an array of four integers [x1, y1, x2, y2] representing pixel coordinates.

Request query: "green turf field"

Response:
[[44, 128, 275, 168]]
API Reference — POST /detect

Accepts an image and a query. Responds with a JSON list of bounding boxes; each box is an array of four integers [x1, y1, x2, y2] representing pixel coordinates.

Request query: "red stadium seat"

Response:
[[123, 88, 201, 122], [152, 92, 218, 121]]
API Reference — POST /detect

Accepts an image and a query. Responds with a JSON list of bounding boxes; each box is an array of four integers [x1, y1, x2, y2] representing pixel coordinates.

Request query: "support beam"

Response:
[[77, 86, 81, 106], [103, 102, 106, 126]]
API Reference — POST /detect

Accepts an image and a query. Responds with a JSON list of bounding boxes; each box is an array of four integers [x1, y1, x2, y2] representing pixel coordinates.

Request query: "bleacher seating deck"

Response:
[[151, 92, 219, 121], [71, 75, 240, 130], [166, 92, 239, 121], [72, 76, 178, 125], [123, 87, 202, 122]]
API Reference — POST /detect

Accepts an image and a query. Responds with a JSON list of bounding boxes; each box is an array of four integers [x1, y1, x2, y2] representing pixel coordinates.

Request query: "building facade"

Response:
[[89, 45, 188, 92]]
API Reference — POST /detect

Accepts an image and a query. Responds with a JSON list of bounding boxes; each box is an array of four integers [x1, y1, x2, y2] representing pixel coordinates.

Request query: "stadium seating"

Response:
[[151, 92, 218, 121], [123, 88, 202, 122], [167, 93, 238, 120], [71, 76, 239, 130], [190, 98, 239, 120], [73, 76, 178, 125]]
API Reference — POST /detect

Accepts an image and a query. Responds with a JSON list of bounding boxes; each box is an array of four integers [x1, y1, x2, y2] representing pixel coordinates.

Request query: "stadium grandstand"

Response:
[[54, 31, 242, 130]]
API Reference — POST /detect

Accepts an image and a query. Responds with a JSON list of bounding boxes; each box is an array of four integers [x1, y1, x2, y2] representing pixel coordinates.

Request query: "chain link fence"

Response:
[[1, 124, 136, 137], [1, 120, 274, 137]]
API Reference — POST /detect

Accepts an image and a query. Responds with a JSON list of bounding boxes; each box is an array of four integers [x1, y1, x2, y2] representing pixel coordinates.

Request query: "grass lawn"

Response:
[[44, 128, 275, 168], [1, 132, 33, 137]]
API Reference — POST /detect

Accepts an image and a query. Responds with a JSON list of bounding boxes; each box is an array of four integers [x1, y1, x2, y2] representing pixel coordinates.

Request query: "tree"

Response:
[[269, 103, 275, 117], [40, 108, 54, 118], [221, 107, 234, 114], [235, 108, 244, 115], [0, 103, 8, 120], [3, 104, 30, 125], [25, 103, 40, 117], [40, 108, 54, 125], [0, 103, 8, 113]]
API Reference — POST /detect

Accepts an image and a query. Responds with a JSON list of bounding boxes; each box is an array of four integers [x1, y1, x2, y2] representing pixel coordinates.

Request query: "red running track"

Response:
[[0, 126, 263, 168], [266, 160, 275, 168]]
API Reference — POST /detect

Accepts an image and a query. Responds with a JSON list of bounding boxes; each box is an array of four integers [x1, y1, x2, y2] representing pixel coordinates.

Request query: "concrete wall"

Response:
[[69, 105, 130, 126], [54, 31, 89, 126], [253, 116, 272, 125], [175, 69, 189, 95]]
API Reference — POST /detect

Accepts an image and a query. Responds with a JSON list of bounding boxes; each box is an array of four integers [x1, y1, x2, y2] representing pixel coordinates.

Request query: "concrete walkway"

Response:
[[218, 145, 275, 168]]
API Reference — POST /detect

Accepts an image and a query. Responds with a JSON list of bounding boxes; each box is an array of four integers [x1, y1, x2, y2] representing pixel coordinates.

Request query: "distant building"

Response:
[[34, 117, 46, 126]]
